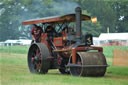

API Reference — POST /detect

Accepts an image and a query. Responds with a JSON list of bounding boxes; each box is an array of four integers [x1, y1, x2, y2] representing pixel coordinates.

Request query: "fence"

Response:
[[102, 45, 128, 66], [113, 49, 128, 66]]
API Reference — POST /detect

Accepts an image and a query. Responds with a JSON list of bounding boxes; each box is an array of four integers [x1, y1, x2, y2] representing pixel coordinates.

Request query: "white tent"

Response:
[[98, 33, 128, 46], [4, 39, 31, 46], [99, 33, 128, 40], [93, 37, 100, 46]]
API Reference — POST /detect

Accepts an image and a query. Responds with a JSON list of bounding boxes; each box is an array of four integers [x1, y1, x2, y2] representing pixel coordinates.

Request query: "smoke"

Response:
[[0, 8, 5, 16], [21, 0, 80, 21], [52, 1, 80, 15], [19, 0, 79, 34]]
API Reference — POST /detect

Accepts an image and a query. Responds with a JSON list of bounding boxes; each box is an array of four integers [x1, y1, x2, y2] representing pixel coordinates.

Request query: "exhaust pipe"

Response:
[[75, 7, 82, 42]]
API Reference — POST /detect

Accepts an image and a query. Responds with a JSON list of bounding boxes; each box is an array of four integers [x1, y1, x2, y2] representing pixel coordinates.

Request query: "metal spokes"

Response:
[[32, 47, 42, 72]]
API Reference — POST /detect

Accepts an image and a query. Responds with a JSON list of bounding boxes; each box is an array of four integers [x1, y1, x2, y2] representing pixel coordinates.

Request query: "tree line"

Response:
[[0, 0, 128, 41]]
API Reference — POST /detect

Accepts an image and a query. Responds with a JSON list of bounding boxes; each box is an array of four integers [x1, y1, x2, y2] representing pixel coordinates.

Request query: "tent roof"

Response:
[[99, 33, 128, 40]]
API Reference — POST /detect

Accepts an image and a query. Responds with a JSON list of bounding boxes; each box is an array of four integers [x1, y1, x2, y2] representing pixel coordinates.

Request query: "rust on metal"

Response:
[[71, 46, 103, 64], [22, 14, 91, 25], [72, 48, 77, 64], [75, 46, 103, 52], [54, 49, 70, 52]]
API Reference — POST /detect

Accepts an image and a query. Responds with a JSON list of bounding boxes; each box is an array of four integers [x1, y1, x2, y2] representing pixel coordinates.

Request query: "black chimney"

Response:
[[75, 7, 82, 42]]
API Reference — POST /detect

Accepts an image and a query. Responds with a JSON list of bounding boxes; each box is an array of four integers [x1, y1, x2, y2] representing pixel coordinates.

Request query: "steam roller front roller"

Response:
[[69, 52, 107, 77], [28, 43, 50, 74]]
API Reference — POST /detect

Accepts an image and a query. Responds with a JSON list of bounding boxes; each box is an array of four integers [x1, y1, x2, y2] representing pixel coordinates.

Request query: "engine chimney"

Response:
[[75, 7, 82, 42]]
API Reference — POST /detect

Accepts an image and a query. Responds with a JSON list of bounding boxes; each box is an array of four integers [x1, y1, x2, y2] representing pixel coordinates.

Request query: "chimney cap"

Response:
[[75, 7, 81, 12]]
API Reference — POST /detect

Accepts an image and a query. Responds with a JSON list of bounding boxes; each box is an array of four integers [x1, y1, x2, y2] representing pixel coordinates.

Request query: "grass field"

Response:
[[0, 46, 128, 85], [0, 45, 128, 57]]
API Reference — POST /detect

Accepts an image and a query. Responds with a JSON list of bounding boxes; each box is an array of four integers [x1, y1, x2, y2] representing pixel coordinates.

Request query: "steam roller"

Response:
[[22, 7, 108, 77], [68, 52, 107, 77]]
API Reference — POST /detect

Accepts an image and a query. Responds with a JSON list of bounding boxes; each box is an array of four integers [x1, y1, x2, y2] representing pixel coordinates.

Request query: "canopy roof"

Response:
[[22, 14, 91, 25]]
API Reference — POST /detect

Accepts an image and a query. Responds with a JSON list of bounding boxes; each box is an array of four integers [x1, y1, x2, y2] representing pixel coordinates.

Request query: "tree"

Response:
[[79, 0, 128, 33], [111, 0, 128, 32], [0, 0, 22, 41], [0, 0, 55, 41], [80, 0, 118, 33], [0, 0, 128, 41]]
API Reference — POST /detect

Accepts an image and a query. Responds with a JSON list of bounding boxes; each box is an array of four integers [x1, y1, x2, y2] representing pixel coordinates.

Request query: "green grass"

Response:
[[0, 52, 128, 85], [0, 45, 128, 57], [103, 46, 128, 58], [0, 45, 29, 54], [0, 45, 127, 66]]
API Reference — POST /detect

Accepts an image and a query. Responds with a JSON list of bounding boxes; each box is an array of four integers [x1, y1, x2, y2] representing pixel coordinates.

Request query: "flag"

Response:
[[91, 17, 97, 23]]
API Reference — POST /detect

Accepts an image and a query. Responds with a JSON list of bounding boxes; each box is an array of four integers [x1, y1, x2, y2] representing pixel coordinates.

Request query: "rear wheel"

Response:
[[59, 59, 70, 74], [28, 43, 50, 74]]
